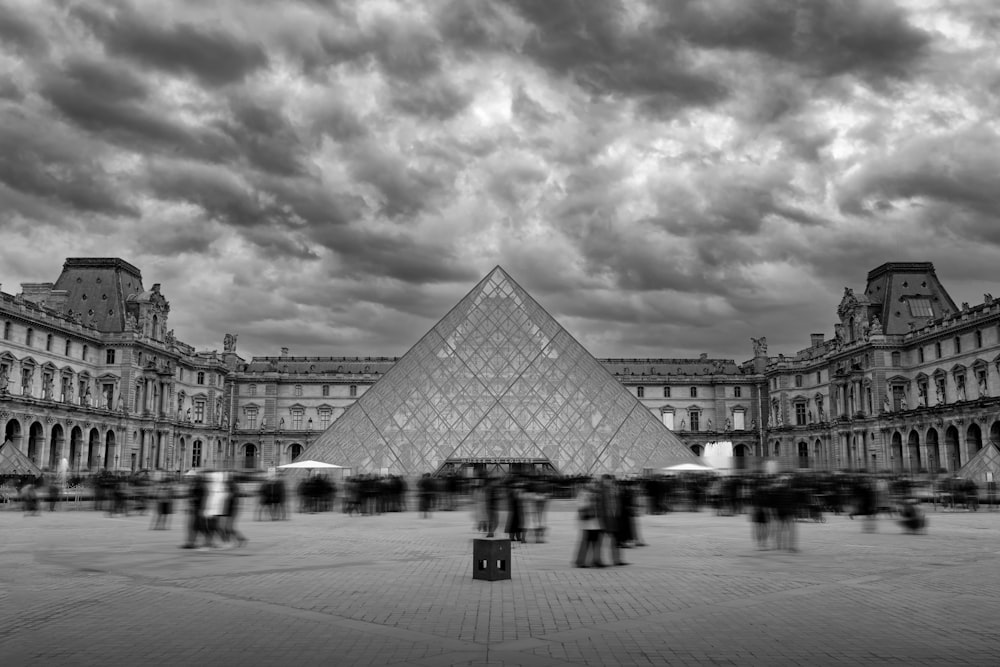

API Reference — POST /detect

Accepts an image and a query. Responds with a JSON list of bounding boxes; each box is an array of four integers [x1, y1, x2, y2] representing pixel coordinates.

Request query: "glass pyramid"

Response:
[[304, 267, 696, 475]]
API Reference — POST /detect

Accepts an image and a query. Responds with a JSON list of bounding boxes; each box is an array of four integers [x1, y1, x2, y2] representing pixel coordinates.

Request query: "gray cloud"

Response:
[[74, 3, 268, 86], [0, 3, 48, 56]]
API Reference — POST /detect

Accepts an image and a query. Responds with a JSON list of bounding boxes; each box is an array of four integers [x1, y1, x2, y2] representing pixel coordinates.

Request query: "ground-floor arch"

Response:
[[926, 428, 940, 472], [104, 430, 116, 469], [908, 430, 921, 473], [28, 421, 44, 466], [966, 423, 983, 460], [891, 431, 903, 473]]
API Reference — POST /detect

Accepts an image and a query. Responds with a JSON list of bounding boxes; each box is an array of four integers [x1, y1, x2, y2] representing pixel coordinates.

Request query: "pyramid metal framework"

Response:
[[304, 267, 695, 475], [957, 442, 1000, 483]]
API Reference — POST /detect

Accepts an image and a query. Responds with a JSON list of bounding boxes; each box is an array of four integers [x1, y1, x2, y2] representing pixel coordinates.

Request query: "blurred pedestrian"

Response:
[[597, 475, 626, 565], [222, 473, 248, 548], [574, 481, 604, 568]]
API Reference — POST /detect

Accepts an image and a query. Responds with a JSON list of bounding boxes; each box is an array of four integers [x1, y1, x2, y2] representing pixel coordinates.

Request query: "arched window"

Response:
[[289, 443, 303, 461]]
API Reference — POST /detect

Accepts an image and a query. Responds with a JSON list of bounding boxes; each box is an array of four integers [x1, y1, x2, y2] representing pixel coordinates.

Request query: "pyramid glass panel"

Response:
[[304, 267, 694, 475]]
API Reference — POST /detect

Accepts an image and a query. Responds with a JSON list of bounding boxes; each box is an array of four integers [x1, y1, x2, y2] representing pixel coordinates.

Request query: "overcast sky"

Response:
[[2, 1, 999, 363]]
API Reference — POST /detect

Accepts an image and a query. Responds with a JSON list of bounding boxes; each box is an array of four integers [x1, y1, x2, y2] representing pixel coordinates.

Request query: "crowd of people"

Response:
[[9, 466, 998, 561]]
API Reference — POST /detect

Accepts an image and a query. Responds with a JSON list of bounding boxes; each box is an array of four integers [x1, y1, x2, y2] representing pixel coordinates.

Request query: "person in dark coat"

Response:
[[222, 473, 248, 547], [485, 477, 500, 537], [597, 475, 626, 565], [181, 472, 210, 549], [505, 480, 524, 542]]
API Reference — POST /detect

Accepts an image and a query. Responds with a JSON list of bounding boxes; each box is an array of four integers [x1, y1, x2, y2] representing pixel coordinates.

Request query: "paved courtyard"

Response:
[[1, 499, 999, 666]]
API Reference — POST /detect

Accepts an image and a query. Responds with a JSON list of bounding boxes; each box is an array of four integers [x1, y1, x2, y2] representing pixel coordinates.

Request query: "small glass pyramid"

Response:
[[304, 267, 695, 475]]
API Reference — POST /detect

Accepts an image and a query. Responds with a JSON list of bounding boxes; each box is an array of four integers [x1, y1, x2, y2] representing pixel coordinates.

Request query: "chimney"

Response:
[[19, 282, 54, 306], [811, 333, 825, 347], [281, 347, 289, 357]]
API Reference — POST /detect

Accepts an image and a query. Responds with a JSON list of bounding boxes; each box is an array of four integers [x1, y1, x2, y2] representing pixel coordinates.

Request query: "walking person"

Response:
[[574, 481, 605, 567], [181, 471, 212, 549], [597, 475, 626, 566], [505, 479, 524, 542], [204, 471, 228, 546], [222, 472, 248, 547], [150, 476, 174, 530], [484, 477, 500, 538], [750, 477, 770, 549]]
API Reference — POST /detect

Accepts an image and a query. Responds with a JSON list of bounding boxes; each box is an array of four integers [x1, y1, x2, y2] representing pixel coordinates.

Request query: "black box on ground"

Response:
[[473, 538, 511, 581]]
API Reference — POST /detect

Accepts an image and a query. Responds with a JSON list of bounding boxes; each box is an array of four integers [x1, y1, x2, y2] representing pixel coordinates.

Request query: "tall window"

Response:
[[349, 385, 357, 397], [193, 400, 205, 424], [2, 321, 9, 340], [294, 384, 303, 397], [689, 410, 700, 431], [975, 330, 983, 348], [319, 409, 332, 430], [816, 371, 822, 383], [322, 385, 330, 397], [292, 409, 303, 430], [26, 328, 33, 346], [689, 387, 697, 398], [197, 371, 205, 385], [82, 345, 88, 361], [795, 402, 807, 426], [891, 351, 901, 367], [795, 375, 803, 388], [733, 409, 745, 431], [46, 334, 53, 351], [636, 386, 645, 398], [954, 336, 961, 355], [249, 384, 257, 396], [935, 342, 942, 359], [191, 441, 202, 468], [106, 349, 116, 364], [733, 386, 741, 398], [918, 347, 925, 363], [246, 408, 258, 430], [663, 386, 671, 398], [661, 410, 675, 430]]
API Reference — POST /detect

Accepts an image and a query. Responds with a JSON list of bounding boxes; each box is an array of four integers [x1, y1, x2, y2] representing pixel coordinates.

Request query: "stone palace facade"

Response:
[[2, 258, 997, 475]]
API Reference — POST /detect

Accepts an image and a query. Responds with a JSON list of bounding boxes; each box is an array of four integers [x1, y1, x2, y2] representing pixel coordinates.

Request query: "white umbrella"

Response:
[[661, 462, 716, 472], [277, 460, 342, 470]]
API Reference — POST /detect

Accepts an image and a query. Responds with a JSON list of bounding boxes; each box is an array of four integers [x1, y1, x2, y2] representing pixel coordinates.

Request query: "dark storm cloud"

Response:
[[0, 110, 136, 217], [674, 0, 930, 83], [347, 145, 452, 219], [503, 0, 727, 111], [37, 57, 236, 161], [73, 3, 268, 86], [0, 3, 48, 56], [147, 161, 271, 228], [838, 125, 1000, 220], [389, 75, 473, 120], [219, 98, 308, 177], [309, 224, 475, 285]]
